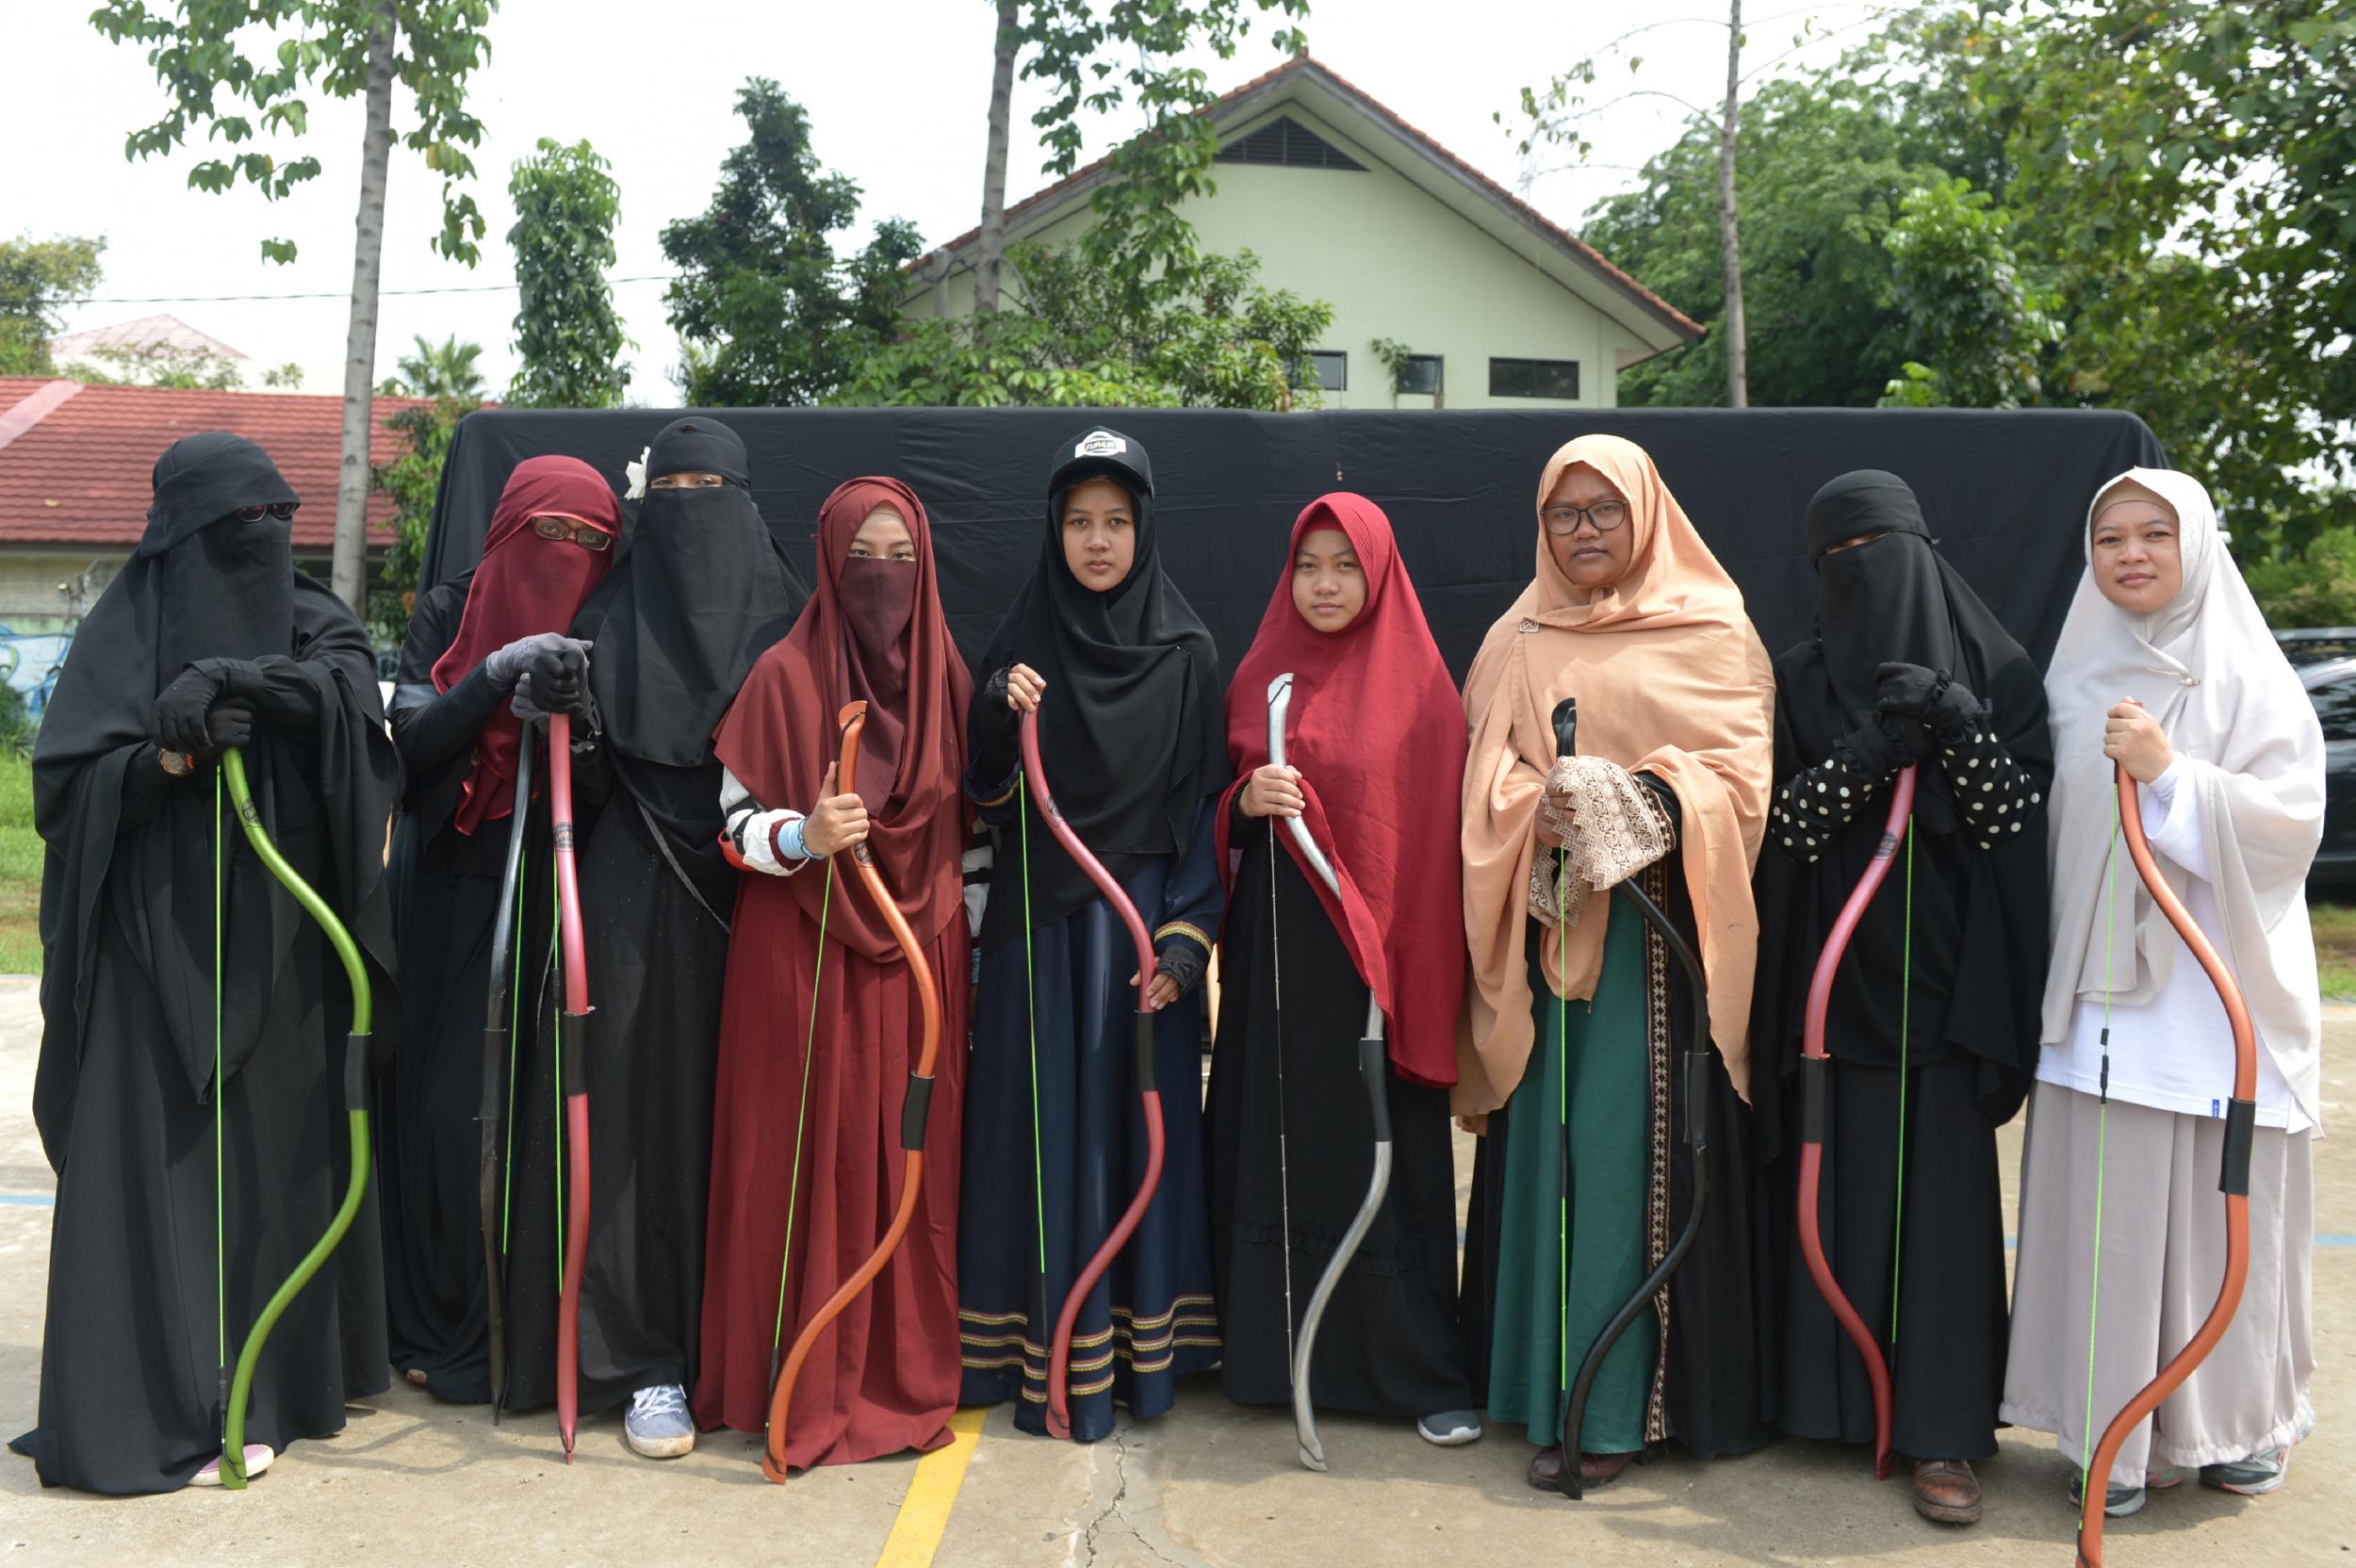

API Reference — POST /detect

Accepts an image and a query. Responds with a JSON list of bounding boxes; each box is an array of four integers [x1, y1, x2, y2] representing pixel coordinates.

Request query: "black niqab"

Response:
[[973, 427, 1223, 945], [583, 418, 806, 766], [1750, 469, 2051, 1136]]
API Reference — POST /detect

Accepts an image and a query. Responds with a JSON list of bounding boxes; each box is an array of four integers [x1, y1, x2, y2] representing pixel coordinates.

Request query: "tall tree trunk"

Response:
[[333, 0, 398, 613], [1717, 0, 1748, 409], [974, 0, 1020, 314]]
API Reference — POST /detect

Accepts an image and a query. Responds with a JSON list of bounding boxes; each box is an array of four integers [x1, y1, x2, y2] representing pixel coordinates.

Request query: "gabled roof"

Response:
[[50, 314, 249, 364], [908, 53, 1702, 351], [0, 378, 428, 549]]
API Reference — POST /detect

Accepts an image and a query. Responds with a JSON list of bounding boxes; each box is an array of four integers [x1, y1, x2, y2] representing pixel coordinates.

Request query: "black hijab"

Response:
[[32, 433, 398, 1164], [582, 417, 808, 767], [973, 426, 1223, 945], [1750, 469, 2051, 1135]]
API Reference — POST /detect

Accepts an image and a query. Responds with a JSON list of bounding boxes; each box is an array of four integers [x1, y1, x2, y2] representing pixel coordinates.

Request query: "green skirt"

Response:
[[1485, 890, 1657, 1453]]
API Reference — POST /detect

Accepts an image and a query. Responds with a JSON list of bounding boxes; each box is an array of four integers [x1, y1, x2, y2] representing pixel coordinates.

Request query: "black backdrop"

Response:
[[422, 407, 2164, 679]]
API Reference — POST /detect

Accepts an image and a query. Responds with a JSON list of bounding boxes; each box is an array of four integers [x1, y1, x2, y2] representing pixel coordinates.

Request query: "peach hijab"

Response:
[[1456, 433, 1775, 1116]]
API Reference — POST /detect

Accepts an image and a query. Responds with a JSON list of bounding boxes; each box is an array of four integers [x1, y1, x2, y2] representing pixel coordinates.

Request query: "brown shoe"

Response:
[[1526, 1444, 1566, 1491], [1579, 1450, 1637, 1487], [1913, 1458, 1983, 1525]]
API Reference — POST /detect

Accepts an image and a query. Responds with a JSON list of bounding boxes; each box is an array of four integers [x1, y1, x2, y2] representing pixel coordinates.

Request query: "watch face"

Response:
[[160, 749, 191, 777]]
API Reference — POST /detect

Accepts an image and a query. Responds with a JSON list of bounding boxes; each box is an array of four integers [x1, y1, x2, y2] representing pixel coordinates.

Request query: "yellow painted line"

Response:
[[874, 1405, 987, 1568]]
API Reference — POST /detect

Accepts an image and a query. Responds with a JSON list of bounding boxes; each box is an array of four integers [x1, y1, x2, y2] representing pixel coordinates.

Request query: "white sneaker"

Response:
[[625, 1383, 695, 1459], [188, 1444, 275, 1486], [1416, 1411, 1482, 1446]]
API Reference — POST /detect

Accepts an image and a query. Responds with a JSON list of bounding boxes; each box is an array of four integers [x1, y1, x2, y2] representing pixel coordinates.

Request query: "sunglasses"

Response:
[[234, 502, 299, 523], [532, 514, 614, 551]]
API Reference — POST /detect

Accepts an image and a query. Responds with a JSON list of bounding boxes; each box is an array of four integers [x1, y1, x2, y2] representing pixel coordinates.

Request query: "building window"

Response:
[[1214, 116, 1367, 172], [1490, 357, 1580, 400], [1394, 354, 1444, 397], [1305, 351, 1347, 392]]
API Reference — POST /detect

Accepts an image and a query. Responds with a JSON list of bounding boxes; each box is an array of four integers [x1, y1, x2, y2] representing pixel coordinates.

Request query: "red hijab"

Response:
[[713, 478, 973, 962], [432, 455, 620, 835], [1217, 493, 1467, 1087]]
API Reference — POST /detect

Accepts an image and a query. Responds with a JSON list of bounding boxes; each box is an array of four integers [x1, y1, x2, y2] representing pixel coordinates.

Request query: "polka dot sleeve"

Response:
[[1770, 753, 1881, 866], [1938, 720, 2043, 850]]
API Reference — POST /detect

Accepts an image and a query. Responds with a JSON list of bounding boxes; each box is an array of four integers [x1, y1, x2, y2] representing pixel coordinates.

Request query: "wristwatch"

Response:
[[158, 747, 193, 778]]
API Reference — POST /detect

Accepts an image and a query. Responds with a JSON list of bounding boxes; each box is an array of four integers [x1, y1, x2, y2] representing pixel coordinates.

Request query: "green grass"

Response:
[[0, 751, 38, 974], [2310, 896, 2356, 1002]]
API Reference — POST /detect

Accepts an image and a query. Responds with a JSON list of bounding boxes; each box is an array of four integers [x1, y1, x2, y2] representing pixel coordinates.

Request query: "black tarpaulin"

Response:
[[422, 407, 2164, 678]]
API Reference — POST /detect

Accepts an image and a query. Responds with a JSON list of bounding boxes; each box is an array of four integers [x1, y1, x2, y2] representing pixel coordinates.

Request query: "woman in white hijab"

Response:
[[2003, 468, 2321, 1519]]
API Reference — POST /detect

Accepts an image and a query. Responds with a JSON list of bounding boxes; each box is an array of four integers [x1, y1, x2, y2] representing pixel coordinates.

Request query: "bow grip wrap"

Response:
[[1135, 1010, 1156, 1090], [2221, 1099, 2256, 1197], [1800, 1054, 1828, 1147], [1359, 1036, 1391, 1141], [344, 1033, 368, 1111], [901, 1074, 936, 1152], [561, 1012, 589, 1094]]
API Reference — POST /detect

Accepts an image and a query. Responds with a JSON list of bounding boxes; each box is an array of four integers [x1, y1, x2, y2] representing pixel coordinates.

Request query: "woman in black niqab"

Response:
[[16, 432, 400, 1494], [497, 417, 806, 1450], [1748, 469, 2051, 1521]]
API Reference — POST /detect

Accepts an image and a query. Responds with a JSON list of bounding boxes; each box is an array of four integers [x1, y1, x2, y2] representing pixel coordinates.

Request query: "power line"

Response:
[[5, 273, 678, 309]]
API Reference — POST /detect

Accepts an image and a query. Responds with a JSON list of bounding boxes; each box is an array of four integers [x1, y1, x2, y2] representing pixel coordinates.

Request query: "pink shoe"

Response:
[[188, 1445, 275, 1486]]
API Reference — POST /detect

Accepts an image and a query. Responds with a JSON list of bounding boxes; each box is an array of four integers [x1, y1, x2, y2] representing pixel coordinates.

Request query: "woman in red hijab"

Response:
[[382, 455, 618, 1404], [1208, 492, 1481, 1445], [695, 477, 973, 1469]]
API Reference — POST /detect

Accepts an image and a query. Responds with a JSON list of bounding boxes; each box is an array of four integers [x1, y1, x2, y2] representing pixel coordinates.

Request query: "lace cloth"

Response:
[[1530, 757, 1675, 925]]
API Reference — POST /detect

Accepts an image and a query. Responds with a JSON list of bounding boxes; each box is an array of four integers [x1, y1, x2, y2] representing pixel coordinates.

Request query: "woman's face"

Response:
[[848, 504, 916, 562], [2090, 497, 2184, 614], [648, 471, 726, 490], [1060, 476, 1137, 593], [1290, 527, 1366, 632], [1542, 463, 1636, 590]]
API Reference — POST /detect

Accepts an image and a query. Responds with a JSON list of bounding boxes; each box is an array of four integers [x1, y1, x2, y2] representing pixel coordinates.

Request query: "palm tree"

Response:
[[380, 334, 487, 401]]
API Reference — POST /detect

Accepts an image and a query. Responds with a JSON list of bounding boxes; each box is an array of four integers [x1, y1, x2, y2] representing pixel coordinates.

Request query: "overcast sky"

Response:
[[6, 0, 1882, 404]]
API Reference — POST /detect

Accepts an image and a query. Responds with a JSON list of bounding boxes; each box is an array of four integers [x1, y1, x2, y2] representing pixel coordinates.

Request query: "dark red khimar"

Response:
[[696, 477, 973, 1467], [429, 455, 619, 835], [1215, 492, 1466, 1087]]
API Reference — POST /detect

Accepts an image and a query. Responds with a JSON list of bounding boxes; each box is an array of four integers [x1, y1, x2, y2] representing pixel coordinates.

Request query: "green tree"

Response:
[[1875, 174, 2059, 410], [368, 391, 479, 644], [507, 137, 628, 408], [94, 0, 498, 612], [841, 245, 1331, 410], [64, 343, 245, 389], [0, 235, 106, 376], [378, 333, 485, 400], [661, 79, 922, 407]]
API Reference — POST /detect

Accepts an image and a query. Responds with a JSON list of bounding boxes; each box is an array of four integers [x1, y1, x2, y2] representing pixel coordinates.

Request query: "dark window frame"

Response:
[[1489, 356, 1581, 400], [1304, 350, 1347, 392], [1395, 353, 1444, 397]]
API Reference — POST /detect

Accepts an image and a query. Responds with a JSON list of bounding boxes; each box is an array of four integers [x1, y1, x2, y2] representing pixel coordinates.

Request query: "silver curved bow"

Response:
[[1267, 672, 1394, 1473]]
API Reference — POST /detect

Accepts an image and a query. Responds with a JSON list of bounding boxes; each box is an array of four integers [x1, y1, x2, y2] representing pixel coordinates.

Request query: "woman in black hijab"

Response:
[[497, 417, 806, 1459], [958, 427, 1226, 1442], [1749, 470, 2051, 1525], [16, 433, 399, 1493]]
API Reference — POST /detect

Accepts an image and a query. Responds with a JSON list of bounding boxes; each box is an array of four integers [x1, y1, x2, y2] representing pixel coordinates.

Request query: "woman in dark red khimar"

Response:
[[381, 454, 619, 1405], [696, 477, 973, 1470]]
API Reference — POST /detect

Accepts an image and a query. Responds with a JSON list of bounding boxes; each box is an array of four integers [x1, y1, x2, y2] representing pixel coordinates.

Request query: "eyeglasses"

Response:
[[532, 514, 613, 551], [1541, 499, 1629, 535], [233, 502, 299, 523]]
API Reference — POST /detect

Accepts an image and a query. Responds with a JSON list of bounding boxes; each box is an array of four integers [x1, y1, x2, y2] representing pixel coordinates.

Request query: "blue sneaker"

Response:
[[1416, 1411, 1482, 1446], [2201, 1446, 2289, 1495], [2069, 1465, 2184, 1518], [625, 1383, 695, 1459]]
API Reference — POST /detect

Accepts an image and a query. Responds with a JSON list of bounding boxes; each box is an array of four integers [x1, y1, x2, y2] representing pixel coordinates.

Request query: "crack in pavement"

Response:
[[1076, 1418, 1202, 1568]]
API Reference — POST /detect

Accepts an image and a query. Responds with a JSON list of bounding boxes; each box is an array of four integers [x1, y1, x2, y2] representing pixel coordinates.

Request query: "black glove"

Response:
[[1155, 939, 1206, 1000], [1873, 662, 1946, 722], [198, 702, 255, 760], [152, 666, 227, 757], [524, 640, 591, 714], [1923, 673, 1985, 739], [1834, 712, 1926, 779], [974, 666, 1023, 781]]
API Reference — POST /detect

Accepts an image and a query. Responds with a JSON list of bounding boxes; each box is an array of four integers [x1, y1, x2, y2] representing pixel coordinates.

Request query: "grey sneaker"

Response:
[[625, 1383, 695, 1459], [2069, 1465, 2184, 1518], [1415, 1411, 1482, 1446], [2201, 1446, 2289, 1495]]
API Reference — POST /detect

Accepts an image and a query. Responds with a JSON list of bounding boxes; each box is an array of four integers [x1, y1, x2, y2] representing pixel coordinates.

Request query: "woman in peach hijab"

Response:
[[1457, 433, 1776, 1491]]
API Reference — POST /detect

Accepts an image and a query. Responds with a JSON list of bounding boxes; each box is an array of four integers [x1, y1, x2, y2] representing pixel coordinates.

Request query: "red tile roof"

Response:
[[909, 52, 1702, 340], [0, 377, 434, 549]]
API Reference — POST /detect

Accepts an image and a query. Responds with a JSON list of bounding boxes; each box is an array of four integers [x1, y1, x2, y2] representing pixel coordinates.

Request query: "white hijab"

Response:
[[2041, 466, 2325, 1126]]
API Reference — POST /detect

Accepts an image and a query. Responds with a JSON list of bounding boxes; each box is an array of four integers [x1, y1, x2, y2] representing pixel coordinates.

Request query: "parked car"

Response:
[[2276, 628, 2356, 667], [2302, 655, 2356, 884]]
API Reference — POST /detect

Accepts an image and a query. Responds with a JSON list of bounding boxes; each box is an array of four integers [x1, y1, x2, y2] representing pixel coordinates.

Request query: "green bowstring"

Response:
[[2079, 791, 2121, 1505], [770, 858, 834, 1374], [1890, 818, 1915, 1344], [213, 765, 226, 1439], [1557, 844, 1571, 1431], [1020, 776, 1048, 1282]]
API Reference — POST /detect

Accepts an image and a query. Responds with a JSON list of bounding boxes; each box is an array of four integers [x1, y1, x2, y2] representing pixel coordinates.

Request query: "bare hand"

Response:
[[1132, 970, 1182, 1010], [1006, 662, 1046, 713], [802, 762, 871, 858], [2103, 698, 2172, 785], [1238, 763, 1304, 819]]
